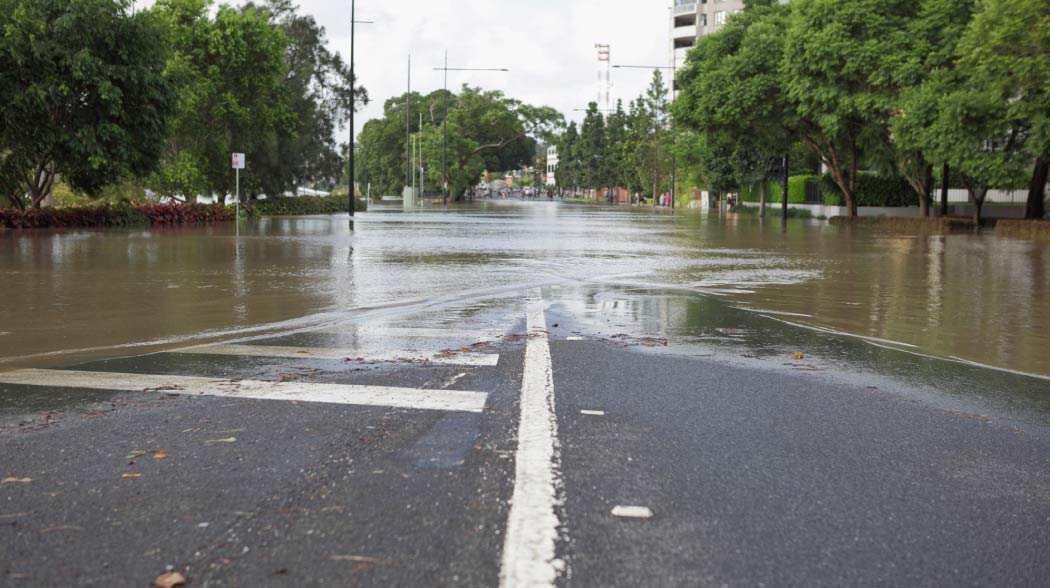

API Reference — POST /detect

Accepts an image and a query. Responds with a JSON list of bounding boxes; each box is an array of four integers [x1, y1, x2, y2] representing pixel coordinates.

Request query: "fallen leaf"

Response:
[[793, 352, 805, 360], [126, 451, 149, 459], [122, 473, 143, 479], [1, 477, 32, 484], [152, 571, 187, 588], [204, 437, 237, 444], [153, 454, 170, 460]]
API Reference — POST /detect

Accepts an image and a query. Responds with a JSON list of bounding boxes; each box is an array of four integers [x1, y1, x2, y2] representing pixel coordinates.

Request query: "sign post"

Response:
[[232, 153, 245, 222]]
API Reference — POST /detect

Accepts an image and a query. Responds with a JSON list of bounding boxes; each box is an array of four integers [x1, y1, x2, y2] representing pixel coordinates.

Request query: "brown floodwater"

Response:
[[1, 202, 1048, 378]]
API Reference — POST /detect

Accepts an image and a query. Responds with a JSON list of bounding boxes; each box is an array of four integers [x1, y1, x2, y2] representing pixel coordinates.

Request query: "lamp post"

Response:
[[612, 63, 678, 211], [347, 1, 373, 218], [433, 56, 508, 207]]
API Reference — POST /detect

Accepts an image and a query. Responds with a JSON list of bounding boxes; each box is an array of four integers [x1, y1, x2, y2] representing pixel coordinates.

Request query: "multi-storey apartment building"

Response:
[[671, 0, 746, 69]]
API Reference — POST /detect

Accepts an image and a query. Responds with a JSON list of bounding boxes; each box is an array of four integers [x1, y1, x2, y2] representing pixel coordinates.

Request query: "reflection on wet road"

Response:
[[1, 201, 1048, 380]]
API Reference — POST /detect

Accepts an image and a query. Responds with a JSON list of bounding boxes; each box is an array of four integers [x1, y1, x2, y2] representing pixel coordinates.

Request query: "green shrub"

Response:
[[821, 173, 914, 207], [248, 196, 366, 216]]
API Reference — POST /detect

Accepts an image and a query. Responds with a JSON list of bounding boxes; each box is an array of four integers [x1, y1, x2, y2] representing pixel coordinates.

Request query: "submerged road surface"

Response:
[[2, 203, 1050, 586]]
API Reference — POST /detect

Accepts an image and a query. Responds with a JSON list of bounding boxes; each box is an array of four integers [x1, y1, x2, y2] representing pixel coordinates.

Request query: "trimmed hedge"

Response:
[[0, 203, 233, 229], [740, 176, 824, 205], [248, 195, 366, 216], [820, 173, 914, 207]]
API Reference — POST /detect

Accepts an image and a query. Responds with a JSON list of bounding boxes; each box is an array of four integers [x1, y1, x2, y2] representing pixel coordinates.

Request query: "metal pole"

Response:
[[670, 60, 676, 211], [235, 167, 239, 221], [940, 162, 949, 217], [406, 55, 411, 188], [348, 0, 355, 217], [781, 153, 789, 224], [442, 49, 448, 207]]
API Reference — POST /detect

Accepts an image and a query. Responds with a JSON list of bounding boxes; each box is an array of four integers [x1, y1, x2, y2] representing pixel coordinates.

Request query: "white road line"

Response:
[[499, 291, 564, 588], [0, 369, 488, 413], [580, 410, 605, 416], [611, 505, 653, 519], [171, 344, 499, 367], [313, 327, 502, 340], [566, 337, 585, 341]]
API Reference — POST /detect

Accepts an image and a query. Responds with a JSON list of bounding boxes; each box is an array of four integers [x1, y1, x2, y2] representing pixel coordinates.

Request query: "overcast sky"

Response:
[[139, 0, 672, 139], [336, 0, 670, 136]]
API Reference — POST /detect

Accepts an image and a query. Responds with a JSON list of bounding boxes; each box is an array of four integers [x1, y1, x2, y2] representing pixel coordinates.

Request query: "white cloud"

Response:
[[134, 0, 673, 140]]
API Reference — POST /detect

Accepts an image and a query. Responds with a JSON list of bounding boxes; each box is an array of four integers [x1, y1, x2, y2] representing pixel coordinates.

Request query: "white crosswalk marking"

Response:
[[0, 369, 489, 413], [171, 344, 500, 367]]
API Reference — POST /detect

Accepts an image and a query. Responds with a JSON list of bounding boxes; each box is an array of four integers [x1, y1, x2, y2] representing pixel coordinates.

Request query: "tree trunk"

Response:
[[759, 180, 767, 218], [919, 164, 933, 218], [1025, 157, 1048, 220], [964, 177, 988, 227]]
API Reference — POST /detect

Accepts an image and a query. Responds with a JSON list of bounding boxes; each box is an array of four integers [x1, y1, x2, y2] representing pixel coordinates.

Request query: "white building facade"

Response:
[[545, 146, 559, 187], [671, 0, 746, 69]]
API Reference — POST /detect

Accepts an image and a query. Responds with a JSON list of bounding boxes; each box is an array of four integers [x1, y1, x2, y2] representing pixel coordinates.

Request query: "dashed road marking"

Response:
[[611, 506, 653, 519], [566, 337, 585, 341], [499, 291, 564, 588], [0, 369, 489, 413], [580, 410, 605, 416], [171, 344, 499, 367]]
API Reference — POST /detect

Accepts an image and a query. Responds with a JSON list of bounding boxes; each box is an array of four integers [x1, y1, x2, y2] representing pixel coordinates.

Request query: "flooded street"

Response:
[[3, 201, 1047, 378], [6, 201, 1050, 587]]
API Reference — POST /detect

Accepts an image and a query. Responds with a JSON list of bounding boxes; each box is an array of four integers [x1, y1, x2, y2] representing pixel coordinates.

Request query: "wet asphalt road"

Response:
[[2, 287, 1050, 587]]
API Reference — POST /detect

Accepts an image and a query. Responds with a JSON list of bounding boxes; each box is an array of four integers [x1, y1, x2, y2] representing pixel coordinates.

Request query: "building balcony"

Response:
[[673, 2, 697, 16], [673, 24, 697, 41]]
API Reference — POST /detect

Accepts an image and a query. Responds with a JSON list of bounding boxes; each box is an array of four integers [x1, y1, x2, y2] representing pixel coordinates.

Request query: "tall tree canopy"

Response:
[[358, 86, 562, 199], [0, 0, 177, 209], [149, 0, 293, 202]]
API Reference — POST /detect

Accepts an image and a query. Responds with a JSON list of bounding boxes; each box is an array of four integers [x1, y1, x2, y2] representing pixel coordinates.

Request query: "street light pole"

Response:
[[347, 2, 373, 218], [434, 59, 508, 207], [348, 0, 355, 218], [442, 50, 448, 207]]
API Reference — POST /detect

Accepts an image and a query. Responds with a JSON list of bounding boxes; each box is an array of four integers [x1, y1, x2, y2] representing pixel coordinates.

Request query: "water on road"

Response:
[[1, 201, 1047, 381]]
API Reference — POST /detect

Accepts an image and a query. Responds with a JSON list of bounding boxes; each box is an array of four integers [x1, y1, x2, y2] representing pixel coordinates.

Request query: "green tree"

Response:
[[246, 0, 368, 198], [360, 87, 562, 201], [626, 72, 672, 201], [0, 0, 177, 209], [959, 0, 1050, 219], [149, 0, 293, 202], [577, 102, 608, 192], [606, 100, 630, 193], [556, 122, 581, 194], [884, 0, 977, 216], [356, 91, 429, 196], [675, 0, 794, 215], [783, 0, 919, 216]]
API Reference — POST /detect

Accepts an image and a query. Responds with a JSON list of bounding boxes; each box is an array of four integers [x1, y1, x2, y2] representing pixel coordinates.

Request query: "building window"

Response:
[[714, 10, 727, 25]]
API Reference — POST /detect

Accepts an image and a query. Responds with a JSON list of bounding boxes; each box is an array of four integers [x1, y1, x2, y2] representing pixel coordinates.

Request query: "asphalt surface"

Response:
[[2, 287, 1050, 587]]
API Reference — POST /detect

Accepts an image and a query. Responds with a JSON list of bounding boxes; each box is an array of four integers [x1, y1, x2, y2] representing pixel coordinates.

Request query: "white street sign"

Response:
[[232, 153, 245, 169]]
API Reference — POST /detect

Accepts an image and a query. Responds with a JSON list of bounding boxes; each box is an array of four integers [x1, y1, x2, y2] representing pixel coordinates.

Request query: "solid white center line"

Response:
[[580, 410, 605, 416], [499, 291, 564, 588], [171, 344, 499, 367], [0, 369, 489, 413]]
